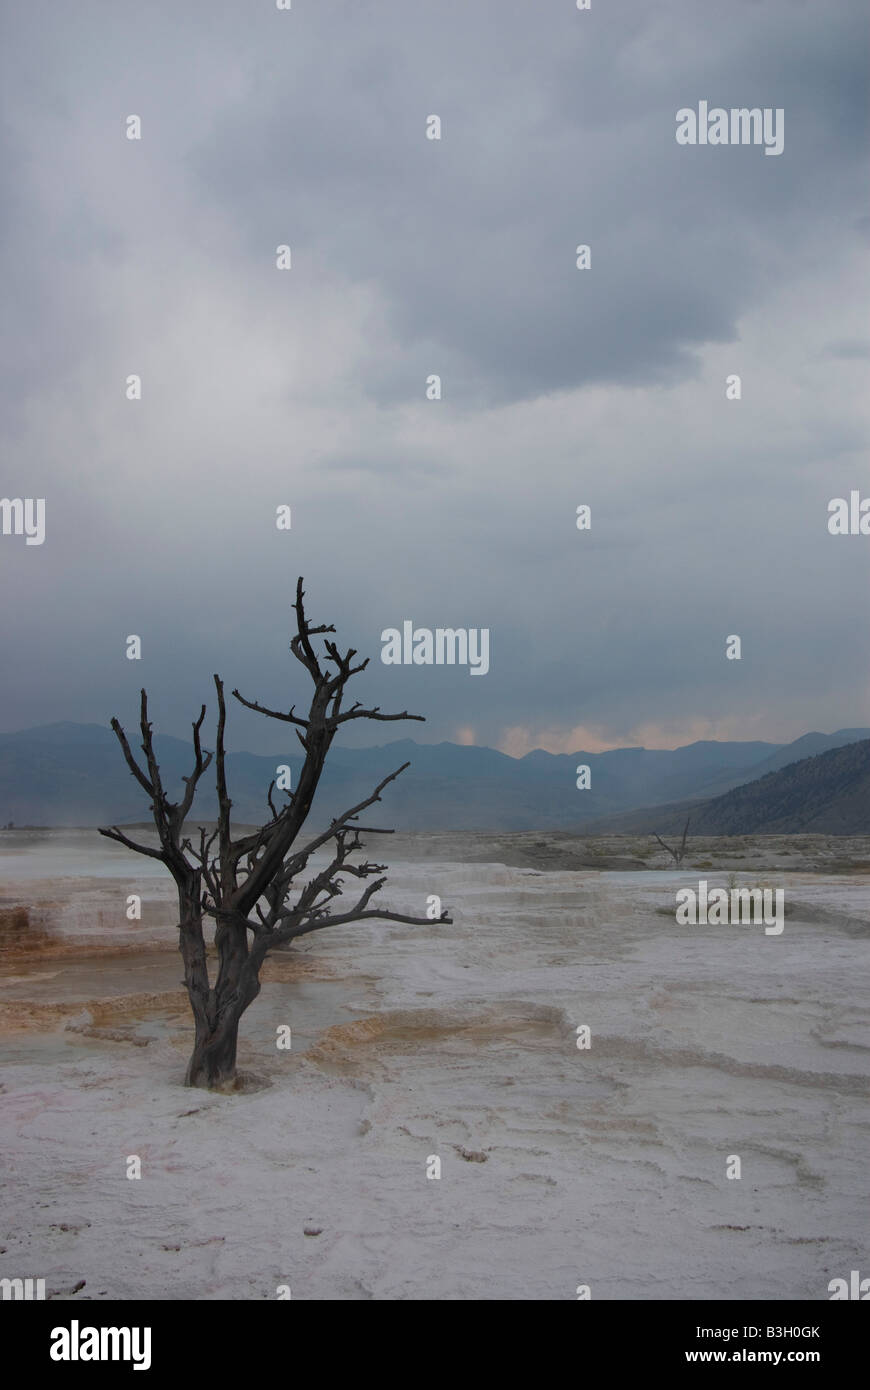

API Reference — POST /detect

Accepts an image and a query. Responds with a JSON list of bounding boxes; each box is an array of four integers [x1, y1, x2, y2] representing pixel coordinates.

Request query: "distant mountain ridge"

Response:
[[587, 737, 870, 836], [678, 728, 870, 801], [0, 721, 867, 831]]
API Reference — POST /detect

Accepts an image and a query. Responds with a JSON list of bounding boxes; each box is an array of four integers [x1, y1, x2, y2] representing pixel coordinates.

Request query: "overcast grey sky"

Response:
[[1, 0, 868, 755]]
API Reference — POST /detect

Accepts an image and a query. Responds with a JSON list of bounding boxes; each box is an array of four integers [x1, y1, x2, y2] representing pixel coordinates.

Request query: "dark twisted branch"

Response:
[[652, 815, 691, 865]]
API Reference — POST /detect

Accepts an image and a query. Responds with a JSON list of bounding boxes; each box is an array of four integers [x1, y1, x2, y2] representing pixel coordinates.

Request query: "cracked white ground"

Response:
[[0, 830, 867, 1300]]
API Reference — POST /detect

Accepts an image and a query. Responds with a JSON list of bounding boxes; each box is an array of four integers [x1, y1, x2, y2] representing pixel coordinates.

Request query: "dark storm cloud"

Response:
[[0, 0, 867, 755], [187, 0, 868, 405]]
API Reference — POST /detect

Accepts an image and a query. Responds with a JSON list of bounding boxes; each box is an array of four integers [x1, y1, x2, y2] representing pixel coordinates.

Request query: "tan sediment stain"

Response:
[[308, 1003, 565, 1068], [0, 929, 342, 971], [260, 951, 342, 984], [0, 934, 337, 1037], [0, 989, 187, 1035], [0, 905, 56, 959], [309, 1015, 388, 1060]]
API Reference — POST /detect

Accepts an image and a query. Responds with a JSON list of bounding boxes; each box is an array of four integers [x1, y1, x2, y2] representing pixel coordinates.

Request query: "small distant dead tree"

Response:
[[652, 816, 691, 866], [99, 579, 450, 1090]]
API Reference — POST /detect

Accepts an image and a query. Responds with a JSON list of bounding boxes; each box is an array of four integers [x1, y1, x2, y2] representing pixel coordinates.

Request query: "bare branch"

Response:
[[98, 825, 165, 861], [138, 690, 168, 819], [652, 815, 691, 865], [679, 815, 691, 860], [177, 705, 213, 823], [290, 578, 332, 681], [276, 902, 451, 946], [108, 717, 154, 797], [213, 675, 232, 868], [254, 762, 413, 908], [231, 690, 308, 727], [331, 703, 425, 726]]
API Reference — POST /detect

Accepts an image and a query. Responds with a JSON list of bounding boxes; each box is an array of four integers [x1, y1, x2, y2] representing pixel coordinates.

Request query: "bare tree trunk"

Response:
[[182, 911, 263, 1089], [184, 1010, 243, 1089]]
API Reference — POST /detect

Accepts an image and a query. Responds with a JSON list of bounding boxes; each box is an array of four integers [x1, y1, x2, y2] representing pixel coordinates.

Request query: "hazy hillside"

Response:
[[589, 738, 870, 837], [686, 728, 870, 800]]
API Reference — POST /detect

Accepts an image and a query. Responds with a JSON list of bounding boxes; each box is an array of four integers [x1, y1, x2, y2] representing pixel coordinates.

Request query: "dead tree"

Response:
[[99, 579, 450, 1090], [652, 816, 691, 866]]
